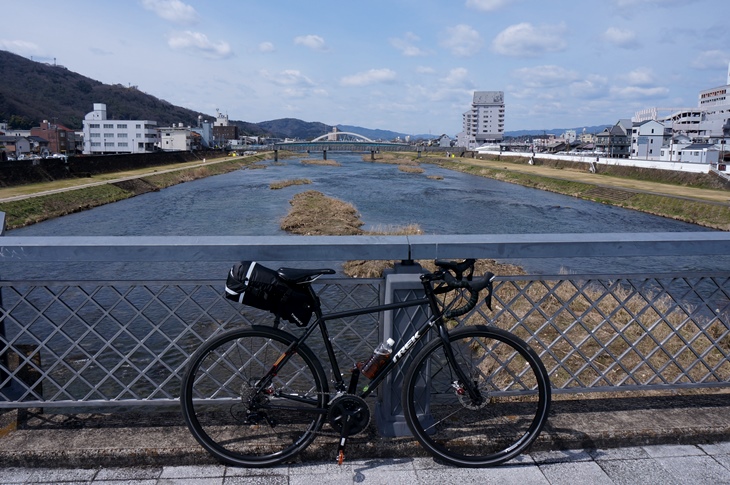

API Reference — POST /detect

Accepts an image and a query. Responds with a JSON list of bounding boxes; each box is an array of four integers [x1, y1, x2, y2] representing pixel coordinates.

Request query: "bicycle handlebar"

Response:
[[432, 259, 495, 318]]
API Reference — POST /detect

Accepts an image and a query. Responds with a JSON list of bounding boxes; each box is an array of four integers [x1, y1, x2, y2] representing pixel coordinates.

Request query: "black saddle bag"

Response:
[[224, 261, 315, 326]]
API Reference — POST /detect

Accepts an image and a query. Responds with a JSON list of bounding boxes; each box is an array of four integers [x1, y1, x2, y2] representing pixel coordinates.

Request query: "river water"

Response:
[[5, 152, 725, 277]]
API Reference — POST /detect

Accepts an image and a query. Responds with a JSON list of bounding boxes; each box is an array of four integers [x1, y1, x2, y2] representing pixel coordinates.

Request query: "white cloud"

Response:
[[390, 32, 428, 57], [691, 50, 730, 70], [258, 42, 275, 53], [492, 22, 567, 57], [441, 24, 483, 57], [603, 27, 640, 49], [612, 0, 692, 6], [261, 69, 315, 87], [621, 67, 655, 86], [442, 68, 470, 86], [340, 68, 397, 86], [416, 66, 436, 74], [0, 39, 41, 56], [465, 0, 516, 11], [610, 85, 670, 99], [168, 31, 232, 59], [513, 65, 579, 88], [141, 0, 199, 25], [294, 34, 327, 51], [569, 75, 610, 99]]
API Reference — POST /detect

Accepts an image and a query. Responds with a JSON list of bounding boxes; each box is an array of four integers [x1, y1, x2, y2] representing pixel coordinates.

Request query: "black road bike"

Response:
[[180, 259, 551, 467]]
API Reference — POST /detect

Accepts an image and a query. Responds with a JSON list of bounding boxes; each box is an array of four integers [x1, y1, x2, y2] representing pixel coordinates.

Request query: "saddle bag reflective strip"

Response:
[[224, 261, 257, 303]]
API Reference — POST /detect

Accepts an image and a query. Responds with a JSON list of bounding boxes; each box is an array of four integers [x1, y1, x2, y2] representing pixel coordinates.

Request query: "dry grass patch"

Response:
[[427, 175, 444, 180], [398, 165, 425, 174], [270, 179, 312, 190], [280, 190, 363, 235], [301, 159, 341, 166]]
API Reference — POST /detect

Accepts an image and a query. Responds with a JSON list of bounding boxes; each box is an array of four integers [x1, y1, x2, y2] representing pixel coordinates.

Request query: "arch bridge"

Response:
[[272, 130, 412, 160]]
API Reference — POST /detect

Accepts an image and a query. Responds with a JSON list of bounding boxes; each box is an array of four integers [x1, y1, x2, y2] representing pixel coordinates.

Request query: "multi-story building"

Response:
[[31, 120, 75, 155], [631, 120, 671, 160], [82, 103, 158, 154], [595, 119, 632, 158], [634, 63, 730, 142], [158, 124, 192, 151], [457, 91, 505, 148], [211, 110, 238, 148]]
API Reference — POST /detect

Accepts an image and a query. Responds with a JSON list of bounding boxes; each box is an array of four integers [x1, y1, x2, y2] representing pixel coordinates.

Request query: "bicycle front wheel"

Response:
[[403, 326, 551, 467], [180, 326, 329, 467]]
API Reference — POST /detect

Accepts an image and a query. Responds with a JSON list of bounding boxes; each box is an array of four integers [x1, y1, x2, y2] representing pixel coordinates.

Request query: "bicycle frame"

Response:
[[255, 275, 480, 404]]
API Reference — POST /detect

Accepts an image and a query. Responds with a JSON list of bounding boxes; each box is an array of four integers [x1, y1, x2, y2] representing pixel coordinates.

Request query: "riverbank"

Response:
[[1, 150, 729, 231], [0, 152, 274, 230], [410, 153, 730, 231]]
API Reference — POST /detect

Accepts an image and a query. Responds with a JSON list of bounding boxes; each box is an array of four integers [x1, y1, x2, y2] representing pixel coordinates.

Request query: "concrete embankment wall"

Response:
[[0, 149, 226, 187]]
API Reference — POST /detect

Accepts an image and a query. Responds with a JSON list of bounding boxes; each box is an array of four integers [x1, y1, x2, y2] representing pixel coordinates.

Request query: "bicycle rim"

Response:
[[403, 326, 551, 467], [180, 326, 328, 467]]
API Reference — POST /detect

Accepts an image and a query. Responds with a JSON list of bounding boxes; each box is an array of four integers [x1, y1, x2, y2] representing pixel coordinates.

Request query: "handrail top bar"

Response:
[[0, 232, 727, 262]]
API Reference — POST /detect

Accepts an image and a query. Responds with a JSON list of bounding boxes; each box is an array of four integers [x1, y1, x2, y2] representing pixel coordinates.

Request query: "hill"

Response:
[[0, 50, 212, 130]]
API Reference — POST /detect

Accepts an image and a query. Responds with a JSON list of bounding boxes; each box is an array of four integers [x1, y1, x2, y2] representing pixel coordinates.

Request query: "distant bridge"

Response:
[[272, 129, 412, 158]]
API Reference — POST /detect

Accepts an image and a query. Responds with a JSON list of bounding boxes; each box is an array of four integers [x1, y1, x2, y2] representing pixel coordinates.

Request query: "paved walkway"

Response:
[[2, 441, 730, 484], [0, 156, 240, 203], [446, 156, 730, 206]]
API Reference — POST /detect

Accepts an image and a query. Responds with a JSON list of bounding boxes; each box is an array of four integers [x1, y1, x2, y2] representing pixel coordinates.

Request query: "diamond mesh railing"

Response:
[[2, 272, 729, 408]]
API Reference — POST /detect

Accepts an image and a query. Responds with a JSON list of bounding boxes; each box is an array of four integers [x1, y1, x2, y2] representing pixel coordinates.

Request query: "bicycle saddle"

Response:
[[277, 267, 336, 284]]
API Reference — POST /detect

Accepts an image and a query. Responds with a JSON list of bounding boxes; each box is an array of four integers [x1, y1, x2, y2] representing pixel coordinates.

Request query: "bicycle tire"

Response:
[[402, 325, 551, 467], [180, 325, 329, 467]]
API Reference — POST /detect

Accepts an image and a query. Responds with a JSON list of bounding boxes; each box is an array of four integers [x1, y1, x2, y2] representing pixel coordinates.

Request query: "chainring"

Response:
[[327, 395, 371, 436]]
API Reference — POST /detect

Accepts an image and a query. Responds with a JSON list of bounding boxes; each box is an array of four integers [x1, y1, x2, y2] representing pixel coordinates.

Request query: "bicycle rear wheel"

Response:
[[180, 326, 329, 467], [402, 326, 551, 467]]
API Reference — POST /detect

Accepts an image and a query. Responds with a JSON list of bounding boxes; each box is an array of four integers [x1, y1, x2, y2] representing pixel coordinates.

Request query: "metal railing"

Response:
[[1, 233, 729, 408]]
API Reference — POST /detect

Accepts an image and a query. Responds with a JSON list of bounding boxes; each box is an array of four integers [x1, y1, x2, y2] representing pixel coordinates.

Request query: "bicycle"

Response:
[[180, 259, 551, 468]]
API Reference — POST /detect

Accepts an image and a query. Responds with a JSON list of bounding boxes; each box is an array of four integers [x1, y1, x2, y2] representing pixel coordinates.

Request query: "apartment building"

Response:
[[457, 91, 505, 148], [82, 103, 158, 154]]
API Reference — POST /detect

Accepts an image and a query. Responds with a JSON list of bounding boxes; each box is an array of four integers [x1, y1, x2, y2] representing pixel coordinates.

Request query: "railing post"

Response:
[[375, 261, 428, 436], [0, 212, 7, 386], [274, 149, 278, 162], [323, 149, 327, 160]]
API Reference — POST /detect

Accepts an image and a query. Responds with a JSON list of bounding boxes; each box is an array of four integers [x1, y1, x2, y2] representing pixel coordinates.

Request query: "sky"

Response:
[[2, 0, 729, 136]]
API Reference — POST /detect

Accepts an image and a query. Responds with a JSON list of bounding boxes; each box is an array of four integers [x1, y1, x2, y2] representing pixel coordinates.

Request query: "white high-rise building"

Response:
[[82, 103, 158, 154], [458, 91, 505, 148]]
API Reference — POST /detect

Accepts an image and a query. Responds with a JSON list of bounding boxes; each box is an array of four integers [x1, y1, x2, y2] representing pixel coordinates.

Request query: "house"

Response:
[[436, 134, 452, 148], [158, 124, 192, 151], [31, 120, 76, 155], [631, 120, 671, 160], [0, 135, 31, 158], [595, 119, 632, 158], [659, 141, 721, 165], [82, 103, 158, 154], [27, 135, 50, 155]]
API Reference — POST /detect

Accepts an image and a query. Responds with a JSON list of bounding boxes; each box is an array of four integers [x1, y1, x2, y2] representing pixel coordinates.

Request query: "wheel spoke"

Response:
[[181, 326, 328, 467]]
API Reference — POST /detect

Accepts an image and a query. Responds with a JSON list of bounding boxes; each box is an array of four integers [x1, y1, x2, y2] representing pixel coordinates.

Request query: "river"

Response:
[[5, 152, 724, 277]]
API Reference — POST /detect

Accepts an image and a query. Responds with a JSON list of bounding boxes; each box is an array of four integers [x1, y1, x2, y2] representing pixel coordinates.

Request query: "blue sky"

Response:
[[2, 0, 729, 136]]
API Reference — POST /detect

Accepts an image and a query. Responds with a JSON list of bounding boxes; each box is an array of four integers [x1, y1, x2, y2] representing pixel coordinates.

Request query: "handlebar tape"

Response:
[[442, 271, 495, 318]]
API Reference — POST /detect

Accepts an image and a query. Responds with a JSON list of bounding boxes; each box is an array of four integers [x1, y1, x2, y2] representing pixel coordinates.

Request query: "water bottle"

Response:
[[358, 338, 395, 379]]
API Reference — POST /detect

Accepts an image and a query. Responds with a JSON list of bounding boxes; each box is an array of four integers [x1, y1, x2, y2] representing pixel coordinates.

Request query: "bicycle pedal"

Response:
[[337, 449, 345, 465]]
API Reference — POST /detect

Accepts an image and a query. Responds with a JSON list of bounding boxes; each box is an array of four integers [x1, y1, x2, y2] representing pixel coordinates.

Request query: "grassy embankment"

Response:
[[372, 151, 730, 230], [0, 153, 272, 230]]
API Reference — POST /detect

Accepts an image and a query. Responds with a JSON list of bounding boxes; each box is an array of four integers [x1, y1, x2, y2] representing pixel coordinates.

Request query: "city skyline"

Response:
[[1, 0, 729, 136]]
